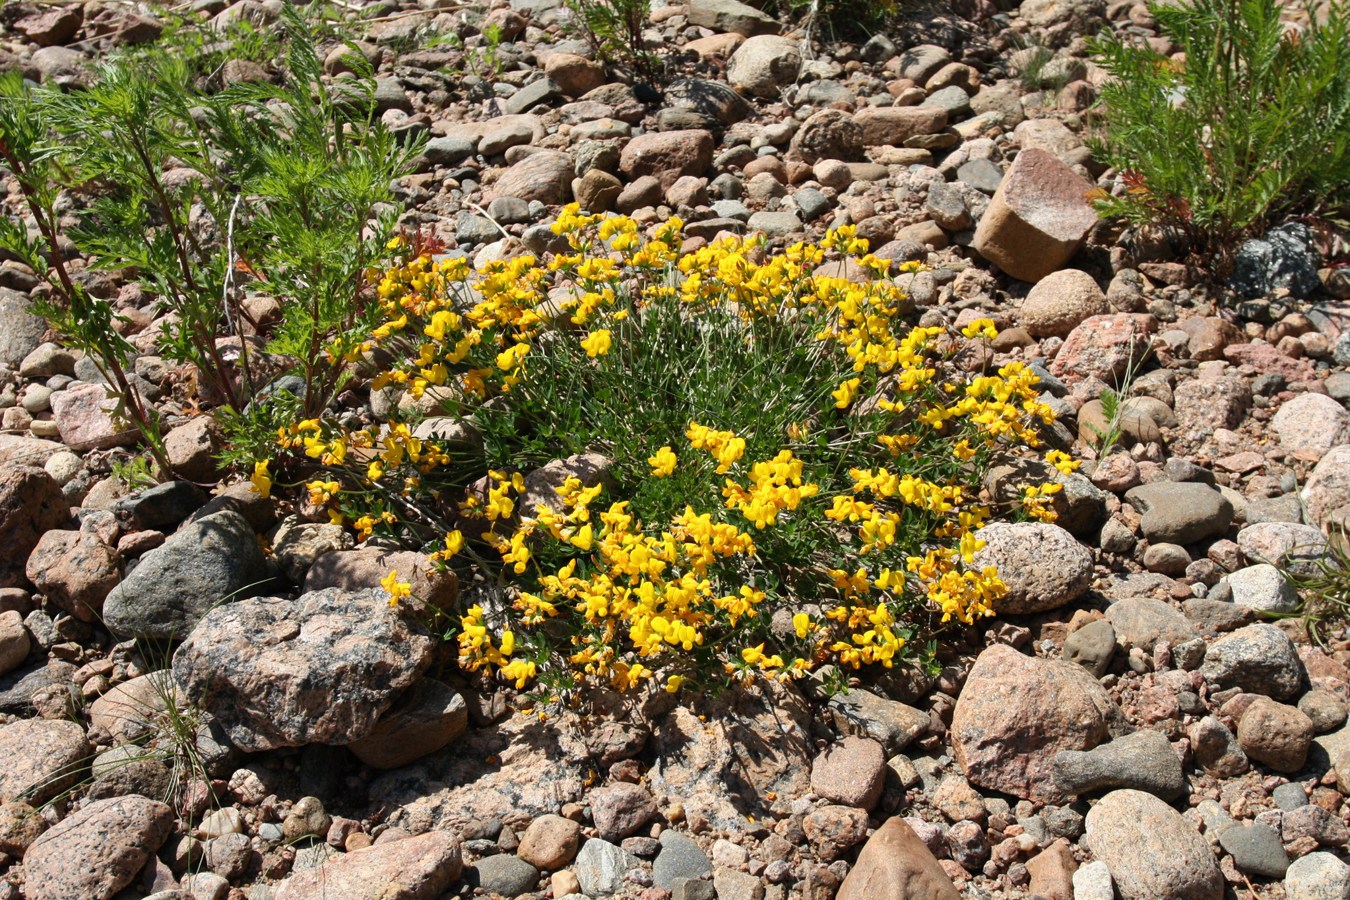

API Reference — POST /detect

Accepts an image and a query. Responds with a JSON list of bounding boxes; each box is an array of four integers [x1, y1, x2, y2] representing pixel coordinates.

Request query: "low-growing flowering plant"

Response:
[[257, 208, 1072, 699]]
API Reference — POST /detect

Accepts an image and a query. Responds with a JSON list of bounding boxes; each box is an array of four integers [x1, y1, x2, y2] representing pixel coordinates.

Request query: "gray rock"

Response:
[[1218, 823, 1290, 879], [957, 158, 1004, 195], [1084, 789, 1222, 900], [922, 85, 972, 116], [1238, 521, 1327, 575], [972, 521, 1092, 615], [456, 212, 500, 246], [1227, 563, 1300, 614], [575, 838, 638, 895], [826, 688, 928, 755], [1273, 782, 1309, 810], [727, 35, 800, 99], [1230, 222, 1321, 300], [0, 289, 48, 370], [1188, 716, 1249, 777], [1285, 851, 1350, 900], [685, 0, 777, 36], [23, 796, 175, 900], [1064, 620, 1116, 677], [1073, 860, 1114, 900], [747, 210, 803, 238], [422, 135, 476, 167], [1202, 623, 1305, 700], [654, 831, 712, 888], [664, 79, 753, 127], [794, 188, 831, 222], [172, 587, 434, 751], [103, 510, 272, 641], [1053, 730, 1184, 800], [471, 854, 539, 896], [1124, 482, 1234, 545], [113, 480, 208, 532], [1106, 597, 1202, 653]]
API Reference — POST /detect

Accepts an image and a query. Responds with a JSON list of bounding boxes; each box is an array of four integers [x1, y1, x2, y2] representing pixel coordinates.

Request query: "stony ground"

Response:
[[2, 0, 1350, 898]]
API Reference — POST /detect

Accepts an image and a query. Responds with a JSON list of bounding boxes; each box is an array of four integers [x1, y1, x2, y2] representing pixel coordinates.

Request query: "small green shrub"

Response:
[[565, 0, 661, 80], [1089, 0, 1350, 262]]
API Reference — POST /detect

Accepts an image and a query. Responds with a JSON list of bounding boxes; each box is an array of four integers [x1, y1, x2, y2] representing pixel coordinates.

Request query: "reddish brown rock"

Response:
[[23, 796, 174, 900], [1019, 268, 1109, 338], [517, 814, 582, 870], [803, 805, 870, 861], [620, 130, 714, 191], [810, 736, 886, 811], [0, 466, 69, 589], [346, 678, 468, 769], [836, 817, 961, 900], [1223, 341, 1317, 382], [972, 148, 1097, 283], [543, 53, 605, 97], [790, 109, 865, 163], [852, 106, 948, 147], [1237, 697, 1313, 772], [163, 415, 222, 482], [588, 782, 658, 842], [489, 151, 574, 204], [273, 831, 463, 900], [1027, 838, 1077, 900], [1050, 313, 1155, 383], [14, 7, 82, 47], [50, 383, 139, 451], [951, 644, 1120, 802], [25, 529, 121, 622]]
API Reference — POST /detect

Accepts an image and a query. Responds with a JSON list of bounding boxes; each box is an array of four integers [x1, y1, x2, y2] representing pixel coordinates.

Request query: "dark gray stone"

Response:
[[113, 480, 207, 531], [1230, 223, 1321, 300], [653, 831, 713, 889], [1052, 730, 1185, 800], [103, 510, 273, 641], [1218, 823, 1289, 878], [957, 158, 1004, 195], [1124, 481, 1234, 545], [471, 854, 540, 896]]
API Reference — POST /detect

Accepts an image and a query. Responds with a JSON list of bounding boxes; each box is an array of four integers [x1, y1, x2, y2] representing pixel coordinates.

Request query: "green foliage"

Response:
[[1089, 0, 1350, 260], [565, 0, 661, 80], [1282, 526, 1350, 646], [0, 7, 418, 469]]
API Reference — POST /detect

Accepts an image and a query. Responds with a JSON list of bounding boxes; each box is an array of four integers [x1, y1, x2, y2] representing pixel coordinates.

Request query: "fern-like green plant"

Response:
[[1089, 0, 1350, 265]]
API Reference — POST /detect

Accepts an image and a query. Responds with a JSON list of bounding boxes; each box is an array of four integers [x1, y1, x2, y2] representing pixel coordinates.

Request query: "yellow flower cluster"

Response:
[[258, 210, 1078, 697]]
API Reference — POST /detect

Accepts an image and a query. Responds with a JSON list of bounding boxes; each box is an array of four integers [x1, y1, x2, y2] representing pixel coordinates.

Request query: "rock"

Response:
[[490, 151, 573, 204], [727, 36, 801, 99], [1230, 222, 1321, 300], [0, 718, 89, 804], [1188, 716, 1250, 777], [747, 210, 804, 238], [653, 831, 713, 888], [1285, 852, 1350, 900], [1302, 446, 1350, 531], [1051, 313, 1155, 382], [1105, 598, 1202, 653], [22, 796, 175, 900], [1217, 823, 1290, 879], [0, 466, 69, 589], [272, 518, 354, 584], [543, 53, 605, 97], [685, 0, 778, 36], [50, 383, 139, 451], [574, 838, 638, 896], [114, 480, 207, 531], [810, 736, 885, 810], [1227, 564, 1299, 614], [422, 136, 475, 166], [826, 689, 928, 754], [835, 817, 960, 900], [1238, 522, 1328, 574], [1020, 269, 1109, 337], [1202, 624, 1305, 701], [163, 416, 221, 482], [347, 678, 468, 769], [88, 670, 185, 746], [273, 831, 463, 900], [620, 130, 714, 191], [803, 805, 870, 861], [24, 529, 119, 622], [305, 548, 458, 614], [664, 79, 752, 128], [0, 611, 30, 676], [1124, 482, 1233, 545], [1237, 697, 1313, 772], [971, 522, 1092, 614], [0, 289, 48, 369], [172, 587, 434, 751], [790, 109, 864, 164], [1026, 839, 1077, 900], [972, 148, 1097, 283], [1084, 790, 1222, 900], [103, 510, 271, 641], [1052, 730, 1185, 799], [589, 782, 657, 842], [951, 644, 1121, 802], [0, 800, 46, 855], [1273, 392, 1350, 454], [471, 854, 540, 896], [852, 107, 947, 147], [575, 169, 624, 212], [518, 814, 582, 869], [1064, 619, 1116, 677], [1300, 690, 1348, 733]]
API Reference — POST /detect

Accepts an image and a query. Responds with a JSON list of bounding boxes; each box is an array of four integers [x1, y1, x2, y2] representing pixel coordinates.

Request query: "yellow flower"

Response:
[[581, 329, 613, 358], [832, 377, 862, 409], [961, 318, 998, 340], [665, 674, 685, 693], [648, 446, 677, 477], [250, 460, 272, 498], [380, 569, 412, 607], [444, 530, 464, 557]]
